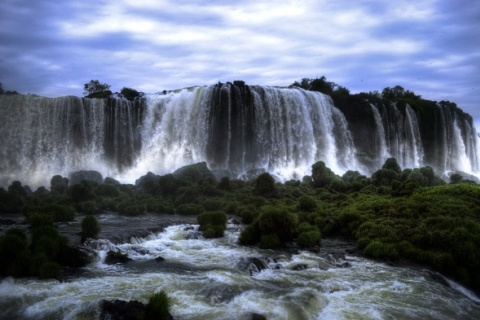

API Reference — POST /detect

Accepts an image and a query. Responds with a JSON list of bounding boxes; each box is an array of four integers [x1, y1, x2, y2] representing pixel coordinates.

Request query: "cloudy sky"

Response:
[[1, 0, 479, 128]]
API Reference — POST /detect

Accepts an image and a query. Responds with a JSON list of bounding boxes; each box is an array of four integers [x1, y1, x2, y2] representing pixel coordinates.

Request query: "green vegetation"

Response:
[[81, 215, 101, 239], [83, 79, 112, 98], [2, 158, 480, 294], [143, 290, 171, 320]]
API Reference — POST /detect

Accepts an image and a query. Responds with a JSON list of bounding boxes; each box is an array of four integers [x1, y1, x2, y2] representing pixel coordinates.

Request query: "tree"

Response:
[[0, 83, 4, 95], [83, 80, 111, 98], [120, 87, 140, 100]]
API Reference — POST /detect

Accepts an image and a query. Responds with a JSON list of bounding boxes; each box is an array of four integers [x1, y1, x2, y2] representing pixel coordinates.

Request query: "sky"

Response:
[[1, 0, 479, 130]]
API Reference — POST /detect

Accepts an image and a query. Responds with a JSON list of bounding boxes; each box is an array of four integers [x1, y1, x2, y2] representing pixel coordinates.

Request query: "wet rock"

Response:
[[186, 231, 202, 240], [0, 218, 16, 225], [242, 257, 271, 276], [428, 271, 451, 288], [155, 256, 165, 262], [291, 264, 308, 271], [105, 251, 132, 264], [132, 246, 149, 255], [60, 246, 93, 267], [69, 170, 103, 186], [184, 226, 194, 231], [335, 262, 352, 268], [101, 299, 145, 320], [252, 313, 267, 320], [229, 218, 241, 225], [324, 253, 345, 263]]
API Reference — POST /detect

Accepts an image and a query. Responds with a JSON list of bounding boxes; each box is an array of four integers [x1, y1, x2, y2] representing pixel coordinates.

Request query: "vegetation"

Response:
[[81, 215, 101, 239], [143, 290, 171, 320], [83, 79, 112, 98], [2, 156, 480, 294]]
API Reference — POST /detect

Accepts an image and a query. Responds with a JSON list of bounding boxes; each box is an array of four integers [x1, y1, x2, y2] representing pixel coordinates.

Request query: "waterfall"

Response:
[[0, 83, 479, 188]]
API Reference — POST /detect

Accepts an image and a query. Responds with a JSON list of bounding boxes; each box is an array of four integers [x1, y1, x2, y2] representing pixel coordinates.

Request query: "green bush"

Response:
[[70, 183, 96, 203], [217, 176, 232, 191], [382, 158, 401, 174], [239, 224, 261, 244], [116, 199, 142, 216], [298, 195, 317, 212], [28, 213, 54, 228], [176, 204, 204, 215], [297, 230, 321, 248], [260, 233, 281, 249], [254, 173, 276, 195], [200, 198, 223, 211], [144, 290, 171, 320], [0, 229, 28, 273], [93, 184, 120, 197], [82, 201, 98, 214], [81, 215, 101, 239], [257, 206, 298, 243], [311, 161, 336, 188], [197, 211, 227, 238], [39, 261, 61, 279], [0, 189, 25, 213]]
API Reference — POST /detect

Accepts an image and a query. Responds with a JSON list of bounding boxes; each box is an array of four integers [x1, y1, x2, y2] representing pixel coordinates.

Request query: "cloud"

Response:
[[0, 0, 479, 123]]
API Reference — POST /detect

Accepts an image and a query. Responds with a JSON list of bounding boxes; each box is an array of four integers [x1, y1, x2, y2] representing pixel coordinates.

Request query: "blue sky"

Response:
[[1, 0, 479, 130]]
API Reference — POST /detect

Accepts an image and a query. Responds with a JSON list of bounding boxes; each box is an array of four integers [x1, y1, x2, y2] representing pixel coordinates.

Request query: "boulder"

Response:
[[252, 314, 267, 320], [69, 170, 103, 186], [0, 218, 16, 225], [155, 256, 165, 262], [172, 162, 216, 184], [104, 251, 132, 264], [101, 299, 145, 320], [291, 264, 308, 271]]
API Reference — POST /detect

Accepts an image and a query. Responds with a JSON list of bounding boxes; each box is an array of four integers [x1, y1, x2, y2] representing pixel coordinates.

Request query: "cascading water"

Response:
[[1, 213, 479, 319], [0, 83, 479, 188]]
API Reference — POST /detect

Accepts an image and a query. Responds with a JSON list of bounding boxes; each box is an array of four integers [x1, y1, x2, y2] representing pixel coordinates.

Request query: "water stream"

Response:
[[1, 213, 479, 320]]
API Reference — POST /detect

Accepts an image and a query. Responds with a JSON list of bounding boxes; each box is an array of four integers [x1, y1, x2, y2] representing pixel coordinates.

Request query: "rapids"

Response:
[[1, 213, 479, 320]]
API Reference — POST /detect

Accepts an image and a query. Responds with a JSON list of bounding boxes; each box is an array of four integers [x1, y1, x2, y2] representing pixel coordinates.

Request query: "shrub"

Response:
[[239, 224, 261, 244], [0, 229, 28, 272], [382, 158, 402, 174], [71, 183, 96, 203], [260, 233, 281, 249], [81, 215, 101, 239], [28, 213, 54, 228], [197, 211, 227, 238], [82, 201, 98, 214], [50, 175, 69, 194], [116, 199, 142, 216], [311, 161, 336, 188], [257, 206, 298, 243], [144, 290, 171, 320], [297, 230, 321, 248], [39, 261, 61, 279], [93, 184, 120, 197], [176, 204, 204, 215], [254, 173, 276, 195], [0, 189, 25, 213], [217, 176, 232, 191], [298, 195, 317, 212]]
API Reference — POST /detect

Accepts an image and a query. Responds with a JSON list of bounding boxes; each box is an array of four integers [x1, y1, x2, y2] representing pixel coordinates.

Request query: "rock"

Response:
[[101, 299, 146, 320], [135, 172, 160, 194], [335, 262, 352, 268], [252, 313, 267, 320], [172, 162, 216, 184], [155, 256, 165, 262], [291, 264, 308, 271], [428, 271, 451, 288], [59, 246, 93, 267], [0, 218, 16, 225], [69, 170, 103, 186], [105, 251, 132, 264], [184, 226, 194, 231], [229, 218, 241, 225], [186, 231, 202, 240], [132, 246, 149, 255], [324, 253, 345, 263], [104, 177, 121, 186]]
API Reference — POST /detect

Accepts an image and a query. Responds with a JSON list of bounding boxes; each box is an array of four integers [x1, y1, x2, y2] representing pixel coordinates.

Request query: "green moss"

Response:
[[144, 290, 171, 320], [297, 230, 321, 247]]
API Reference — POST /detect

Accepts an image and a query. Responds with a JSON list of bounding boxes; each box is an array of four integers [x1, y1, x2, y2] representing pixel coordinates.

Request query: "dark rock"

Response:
[[132, 246, 149, 255], [184, 226, 194, 231], [155, 256, 165, 262], [135, 172, 160, 194], [252, 313, 267, 320], [0, 218, 16, 225], [335, 262, 352, 268], [291, 264, 308, 271], [105, 251, 132, 264], [69, 170, 103, 186], [59, 246, 93, 268], [324, 253, 345, 263], [428, 271, 451, 288], [172, 162, 216, 184], [243, 257, 277, 276], [229, 218, 241, 225], [101, 299, 145, 320], [186, 231, 202, 240], [104, 177, 121, 186]]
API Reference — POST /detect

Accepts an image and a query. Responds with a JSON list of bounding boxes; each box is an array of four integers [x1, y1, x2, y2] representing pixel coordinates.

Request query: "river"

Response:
[[1, 213, 479, 319]]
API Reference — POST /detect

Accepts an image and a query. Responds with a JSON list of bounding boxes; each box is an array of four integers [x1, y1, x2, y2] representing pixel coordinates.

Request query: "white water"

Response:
[[1, 215, 479, 320]]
